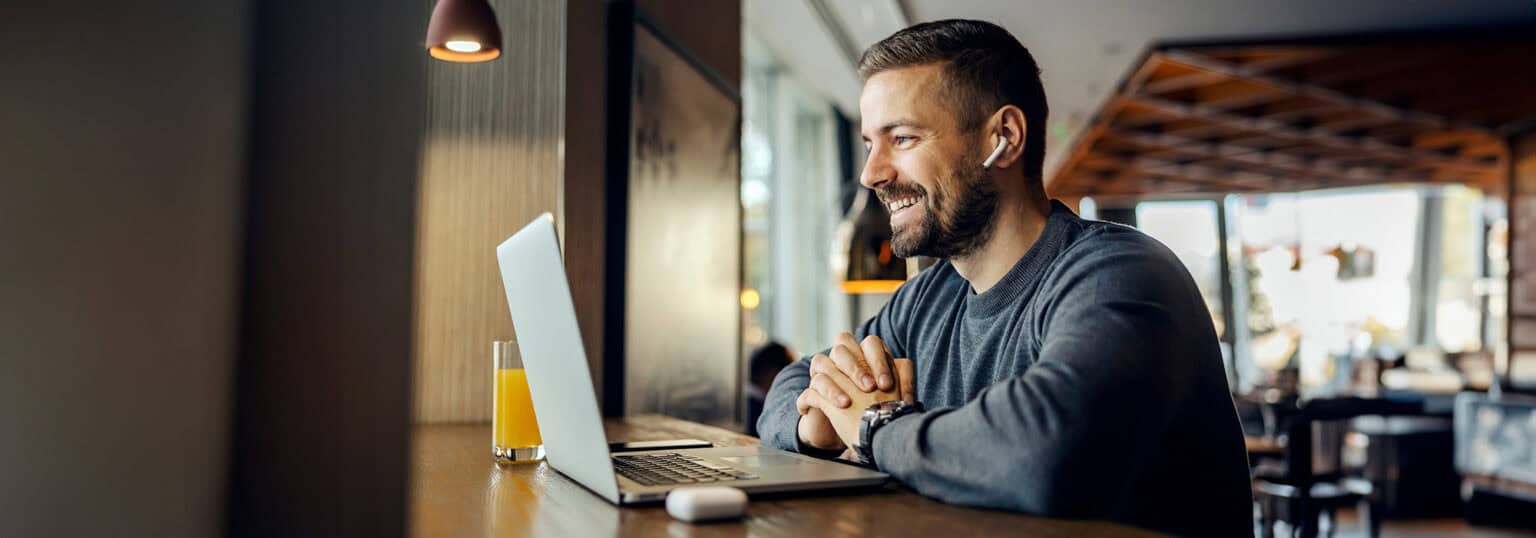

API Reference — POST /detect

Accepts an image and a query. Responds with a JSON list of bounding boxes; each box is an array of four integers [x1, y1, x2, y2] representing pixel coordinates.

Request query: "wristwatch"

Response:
[[856, 399, 924, 467]]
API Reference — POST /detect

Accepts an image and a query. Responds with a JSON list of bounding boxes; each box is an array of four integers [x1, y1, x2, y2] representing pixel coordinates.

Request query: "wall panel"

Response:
[[412, 0, 567, 423], [230, 0, 424, 535], [0, 1, 247, 535]]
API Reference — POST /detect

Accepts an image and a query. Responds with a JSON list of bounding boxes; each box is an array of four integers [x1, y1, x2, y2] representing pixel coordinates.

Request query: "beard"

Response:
[[877, 158, 1000, 259]]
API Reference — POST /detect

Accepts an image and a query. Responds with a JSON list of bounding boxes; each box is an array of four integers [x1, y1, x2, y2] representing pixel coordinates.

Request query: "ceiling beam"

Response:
[[1409, 79, 1536, 120], [1292, 46, 1463, 87], [1335, 46, 1533, 104], [1056, 39, 1524, 198], [1188, 46, 1340, 75], [1072, 150, 1400, 195], [1106, 130, 1435, 186], [1309, 112, 1398, 135], [1061, 157, 1253, 194], [1158, 50, 1484, 133], [1047, 120, 1112, 193], [1142, 69, 1228, 95], [1128, 95, 1498, 174], [1257, 98, 1348, 123], [1191, 79, 1291, 110]]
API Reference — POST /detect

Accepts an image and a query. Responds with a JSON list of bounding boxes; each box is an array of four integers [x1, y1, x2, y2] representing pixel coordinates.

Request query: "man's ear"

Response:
[[985, 105, 1028, 170]]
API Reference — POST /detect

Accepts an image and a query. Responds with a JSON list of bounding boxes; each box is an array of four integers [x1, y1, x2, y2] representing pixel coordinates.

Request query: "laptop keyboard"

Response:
[[612, 453, 759, 486]]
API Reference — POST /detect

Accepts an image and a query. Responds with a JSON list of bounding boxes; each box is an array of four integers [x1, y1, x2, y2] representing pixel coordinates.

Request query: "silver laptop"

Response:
[[496, 213, 889, 504]]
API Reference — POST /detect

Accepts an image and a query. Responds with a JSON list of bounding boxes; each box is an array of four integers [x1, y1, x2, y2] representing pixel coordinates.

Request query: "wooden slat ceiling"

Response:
[[1047, 28, 1536, 198]]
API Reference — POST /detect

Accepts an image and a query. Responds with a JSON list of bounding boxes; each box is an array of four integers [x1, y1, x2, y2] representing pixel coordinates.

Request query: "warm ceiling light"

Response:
[[834, 189, 911, 295], [425, 0, 502, 63], [444, 40, 483, 53]]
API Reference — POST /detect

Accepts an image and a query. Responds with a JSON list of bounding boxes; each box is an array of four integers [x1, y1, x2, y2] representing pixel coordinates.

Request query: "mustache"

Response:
[[874, 183, 927, 206]]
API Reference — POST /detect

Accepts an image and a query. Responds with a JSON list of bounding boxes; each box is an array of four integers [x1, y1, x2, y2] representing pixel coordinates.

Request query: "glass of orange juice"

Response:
[[493, 340, 543, 463]]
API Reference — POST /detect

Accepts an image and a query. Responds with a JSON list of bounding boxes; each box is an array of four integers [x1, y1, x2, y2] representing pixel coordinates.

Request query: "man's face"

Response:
[[859, 63, 998, 259]]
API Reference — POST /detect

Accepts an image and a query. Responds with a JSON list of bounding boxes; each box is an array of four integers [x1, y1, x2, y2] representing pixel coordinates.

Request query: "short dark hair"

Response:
[[859, 19, 1049, 182], [748, 342, 793, 385]]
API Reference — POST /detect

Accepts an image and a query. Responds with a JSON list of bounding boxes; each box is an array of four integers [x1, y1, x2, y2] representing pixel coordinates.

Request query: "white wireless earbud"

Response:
[[982, 137, 1008, 169]]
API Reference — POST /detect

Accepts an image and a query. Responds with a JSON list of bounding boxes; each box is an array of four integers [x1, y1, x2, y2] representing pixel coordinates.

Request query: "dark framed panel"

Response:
[[606, 3, 743, 425], [1508, 130, 1536, 393]]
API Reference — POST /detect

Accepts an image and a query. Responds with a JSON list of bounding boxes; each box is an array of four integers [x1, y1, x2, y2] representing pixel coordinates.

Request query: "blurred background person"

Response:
[[746, 342, 794, 436]]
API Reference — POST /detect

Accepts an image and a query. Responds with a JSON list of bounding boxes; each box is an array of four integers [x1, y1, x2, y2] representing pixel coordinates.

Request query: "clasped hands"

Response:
[[795, 332, 915, 455]]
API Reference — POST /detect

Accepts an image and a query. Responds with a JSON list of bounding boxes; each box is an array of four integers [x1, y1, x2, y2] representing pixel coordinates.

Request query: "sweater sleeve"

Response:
[[756, 269, 922, 454], [868, 238, 1202, 518], [754, 355, 834, 456]]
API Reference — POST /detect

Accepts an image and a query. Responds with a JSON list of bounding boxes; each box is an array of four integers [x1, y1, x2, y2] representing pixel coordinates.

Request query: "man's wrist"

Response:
[[856, 400, 924, 466], [797, 437, 845, 459], [794, 417, 846, 459]]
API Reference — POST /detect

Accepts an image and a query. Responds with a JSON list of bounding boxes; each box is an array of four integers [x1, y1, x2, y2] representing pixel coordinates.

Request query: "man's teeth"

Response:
[[886, 196, 919, 212]]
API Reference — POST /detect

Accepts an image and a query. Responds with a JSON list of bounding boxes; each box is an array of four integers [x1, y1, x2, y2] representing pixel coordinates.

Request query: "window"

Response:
[[1233, 188, 1424, 390], [740, 33, 848, 368], [1137, 200, 1225, 339], [1433, 185, 1496, 354]]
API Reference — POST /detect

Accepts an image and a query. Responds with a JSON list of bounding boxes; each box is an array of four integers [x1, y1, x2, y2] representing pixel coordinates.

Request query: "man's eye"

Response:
[[893, 135, 917, 146]]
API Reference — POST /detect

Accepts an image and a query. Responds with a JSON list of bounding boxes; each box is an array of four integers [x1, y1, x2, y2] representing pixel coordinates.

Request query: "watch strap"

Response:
[[857, 400, 923, 467]]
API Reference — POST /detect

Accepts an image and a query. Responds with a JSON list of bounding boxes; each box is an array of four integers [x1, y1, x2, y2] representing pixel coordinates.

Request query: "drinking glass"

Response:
[[493, 340, 543, 463]]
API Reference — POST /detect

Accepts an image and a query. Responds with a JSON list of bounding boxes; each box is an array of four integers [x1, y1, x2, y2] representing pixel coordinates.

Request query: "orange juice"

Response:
[[494, 368, 542, 450]]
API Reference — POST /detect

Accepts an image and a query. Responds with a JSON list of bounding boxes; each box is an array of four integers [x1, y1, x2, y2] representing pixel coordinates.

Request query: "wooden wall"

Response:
[[564, 0, 613, 415], [1509, 131, 1536, 383], [637, 0, 742, 85], [411, 0, 742, 423], [412, 0, 567, 424], [0, 1, 248, 535], [229, 0, 425, 535]]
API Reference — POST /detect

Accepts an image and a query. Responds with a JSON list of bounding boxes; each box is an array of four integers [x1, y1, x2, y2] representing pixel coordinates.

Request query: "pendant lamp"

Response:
[[833, 189, 909, 294], [425, 0, 503, 63]]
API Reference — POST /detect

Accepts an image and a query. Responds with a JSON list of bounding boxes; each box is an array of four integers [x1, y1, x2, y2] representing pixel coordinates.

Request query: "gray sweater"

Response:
[[758, 201, 1253, 537]]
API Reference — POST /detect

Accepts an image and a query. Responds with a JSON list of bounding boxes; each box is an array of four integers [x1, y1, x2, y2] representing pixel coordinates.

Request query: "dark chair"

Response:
[[1246, 434, 1285, 464], [1254, 471, 1376, 538], [1251, 395, 1429, 538]]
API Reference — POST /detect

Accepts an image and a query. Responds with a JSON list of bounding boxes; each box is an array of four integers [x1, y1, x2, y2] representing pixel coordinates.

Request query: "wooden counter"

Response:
[[410, 414, 1163, 537]]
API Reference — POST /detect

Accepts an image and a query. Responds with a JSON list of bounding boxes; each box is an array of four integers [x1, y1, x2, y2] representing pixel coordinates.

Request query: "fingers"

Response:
[[835, 332, 865, 363], [893, 358, 916, 403], [835, 333, 877, 390], [860, 335, 895, 391], [810, 373, 851, 408], [809, 354, 853, 387], [830, 341, 876, 392], [796, 371, 852, 417], [808, 353, 840, 378], [795, 387, 825, 416]]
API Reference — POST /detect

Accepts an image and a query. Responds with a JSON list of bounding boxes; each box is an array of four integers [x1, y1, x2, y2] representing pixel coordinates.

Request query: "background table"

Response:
[[410, 414, 1164, 537]]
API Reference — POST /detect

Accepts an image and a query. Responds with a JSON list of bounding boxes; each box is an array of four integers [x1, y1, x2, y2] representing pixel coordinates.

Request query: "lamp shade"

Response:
[[833, 189, 909, 294], [425, 0, 503, 62]]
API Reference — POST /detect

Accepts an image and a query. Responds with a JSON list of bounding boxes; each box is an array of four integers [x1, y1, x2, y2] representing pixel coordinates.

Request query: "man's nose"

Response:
[[860, 146, 893, 191]]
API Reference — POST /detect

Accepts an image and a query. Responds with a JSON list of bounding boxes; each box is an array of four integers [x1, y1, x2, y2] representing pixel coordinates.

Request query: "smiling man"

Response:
[[755, 19, 1254, 537]]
